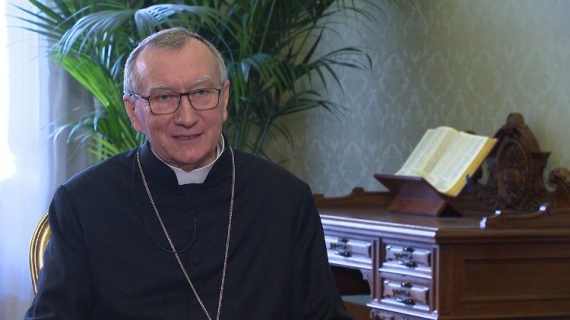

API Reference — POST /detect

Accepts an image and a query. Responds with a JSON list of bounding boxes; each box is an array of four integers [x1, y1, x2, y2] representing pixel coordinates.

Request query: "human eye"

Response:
[[188, 89, 218, 109], [147, 93, 180, 114], [151, 93, 178, 103], [190, 89, 209, 98]]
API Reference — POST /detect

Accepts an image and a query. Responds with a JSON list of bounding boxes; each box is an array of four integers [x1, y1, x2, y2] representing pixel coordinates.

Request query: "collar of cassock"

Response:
[[138, 134, 231, 188], [152, 135, 224, 185]]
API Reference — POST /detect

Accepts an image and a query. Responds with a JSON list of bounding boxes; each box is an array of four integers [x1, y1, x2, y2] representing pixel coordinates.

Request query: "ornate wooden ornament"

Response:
[[474, 113, 551, 212]]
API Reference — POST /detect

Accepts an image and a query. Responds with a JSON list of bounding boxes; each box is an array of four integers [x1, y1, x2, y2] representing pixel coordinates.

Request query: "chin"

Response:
[[177, 152, 209, 167]]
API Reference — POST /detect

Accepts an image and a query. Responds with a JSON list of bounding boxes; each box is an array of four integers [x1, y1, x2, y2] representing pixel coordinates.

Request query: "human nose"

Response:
[[173, 94, 199, 126]]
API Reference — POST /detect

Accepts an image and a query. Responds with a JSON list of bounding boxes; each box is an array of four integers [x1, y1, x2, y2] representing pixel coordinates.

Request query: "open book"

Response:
[[395, 126, 497, 197]]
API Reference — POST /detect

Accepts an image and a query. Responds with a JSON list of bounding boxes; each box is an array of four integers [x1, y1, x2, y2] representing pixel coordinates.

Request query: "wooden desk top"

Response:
[[317, 190, 570, 243]]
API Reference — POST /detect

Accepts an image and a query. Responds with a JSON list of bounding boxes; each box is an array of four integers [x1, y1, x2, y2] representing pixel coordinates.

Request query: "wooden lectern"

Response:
[[373, 174, 463, 217]]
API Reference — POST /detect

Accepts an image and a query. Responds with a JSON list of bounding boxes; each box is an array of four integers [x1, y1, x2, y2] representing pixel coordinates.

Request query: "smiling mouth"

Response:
[[174, 134, 201, 140]]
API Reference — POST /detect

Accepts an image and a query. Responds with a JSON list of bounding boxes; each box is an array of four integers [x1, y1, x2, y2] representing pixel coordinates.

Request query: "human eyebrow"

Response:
[[148, 84, 174, 93], [189, 77, 215, 88], [146, 76, 219, 94]]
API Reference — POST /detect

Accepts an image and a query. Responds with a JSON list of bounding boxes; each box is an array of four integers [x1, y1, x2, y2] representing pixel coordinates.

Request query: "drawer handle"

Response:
[[392, 289, 410, 297], [396, 297, 415, 306], [334, 238, 351, 257], [398, 260, 417, 268], [394, 247, 414, 260], [336, 250, 351, 257]]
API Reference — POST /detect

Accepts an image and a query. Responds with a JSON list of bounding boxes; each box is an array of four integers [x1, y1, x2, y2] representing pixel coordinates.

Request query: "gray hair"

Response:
[[123, 27, 227, 94]]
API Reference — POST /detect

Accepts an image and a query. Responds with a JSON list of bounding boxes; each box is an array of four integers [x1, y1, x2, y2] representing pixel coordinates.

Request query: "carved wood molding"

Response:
[[360, 269, 373, 295], [472, 113, 570, 213], [549, 167, 570, 207]]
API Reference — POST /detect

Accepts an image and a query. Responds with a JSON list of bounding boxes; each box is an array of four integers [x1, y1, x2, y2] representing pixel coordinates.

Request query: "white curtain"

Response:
[[0, 1, 90, 318]]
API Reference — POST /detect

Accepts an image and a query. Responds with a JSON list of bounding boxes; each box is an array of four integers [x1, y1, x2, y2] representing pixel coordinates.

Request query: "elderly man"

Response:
[[25, 27, 350, 319]]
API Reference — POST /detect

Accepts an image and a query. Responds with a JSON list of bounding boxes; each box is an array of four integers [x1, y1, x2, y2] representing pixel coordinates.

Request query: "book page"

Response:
[[425, 132, 496, 196], [395, 126, 459, 177]]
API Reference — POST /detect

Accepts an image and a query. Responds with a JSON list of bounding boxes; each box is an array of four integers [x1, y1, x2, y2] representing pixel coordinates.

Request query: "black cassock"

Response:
[[26, 139, 350, 320]]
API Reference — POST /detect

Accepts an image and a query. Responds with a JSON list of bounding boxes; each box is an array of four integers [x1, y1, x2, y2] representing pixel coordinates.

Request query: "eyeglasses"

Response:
[[129, 88, 222, 114]]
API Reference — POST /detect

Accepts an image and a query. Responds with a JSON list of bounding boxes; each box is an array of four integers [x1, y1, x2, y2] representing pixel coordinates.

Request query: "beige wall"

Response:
[[267, 0, 570, 197]]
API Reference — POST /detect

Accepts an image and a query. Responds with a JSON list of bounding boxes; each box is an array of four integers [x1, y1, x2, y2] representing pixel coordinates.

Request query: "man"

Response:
[[25, 27, 350, 319]]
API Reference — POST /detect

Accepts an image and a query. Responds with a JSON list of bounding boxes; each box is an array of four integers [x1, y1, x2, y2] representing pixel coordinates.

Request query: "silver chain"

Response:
[[136, 148, 235, 320]]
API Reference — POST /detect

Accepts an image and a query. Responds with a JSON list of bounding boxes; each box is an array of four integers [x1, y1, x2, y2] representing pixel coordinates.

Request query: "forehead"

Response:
[[135, 40, 220, 90]]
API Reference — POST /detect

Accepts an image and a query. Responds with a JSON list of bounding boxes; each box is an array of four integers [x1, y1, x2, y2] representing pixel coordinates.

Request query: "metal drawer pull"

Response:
[[396, 297, 415, 306], [392, 289, 410, 297], [334, 238, 351, 257], [398, 260, 417, 268], [386, 246, 418, 268]]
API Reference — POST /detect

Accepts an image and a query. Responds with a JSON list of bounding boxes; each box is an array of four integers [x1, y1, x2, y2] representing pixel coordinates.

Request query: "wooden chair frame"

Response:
[[29, 210, 50, 294]]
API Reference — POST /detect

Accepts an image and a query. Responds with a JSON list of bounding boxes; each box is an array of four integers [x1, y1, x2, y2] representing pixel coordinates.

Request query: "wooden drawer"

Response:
[[383, 278, 429, 305], [370, 308, 428, 320], [377, 272, 431, 314], [325, 235, 372, 270], [382, 241, 432, 275]]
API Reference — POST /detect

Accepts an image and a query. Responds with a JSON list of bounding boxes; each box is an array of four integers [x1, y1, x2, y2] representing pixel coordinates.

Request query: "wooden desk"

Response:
[[318, 190, 570, 319], [317, 113, 570, 318]]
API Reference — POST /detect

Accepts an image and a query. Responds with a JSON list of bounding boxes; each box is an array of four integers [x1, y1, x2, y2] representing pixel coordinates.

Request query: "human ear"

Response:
[[124, 94, 143, 132]]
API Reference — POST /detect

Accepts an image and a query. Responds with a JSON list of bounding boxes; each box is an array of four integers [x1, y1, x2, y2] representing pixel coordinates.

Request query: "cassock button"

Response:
[[192, 259, 200, 265], [190, 299, 198, 306]]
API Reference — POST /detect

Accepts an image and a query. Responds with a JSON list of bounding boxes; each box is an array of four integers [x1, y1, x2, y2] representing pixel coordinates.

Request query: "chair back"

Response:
[[29, 210, 50, 294]]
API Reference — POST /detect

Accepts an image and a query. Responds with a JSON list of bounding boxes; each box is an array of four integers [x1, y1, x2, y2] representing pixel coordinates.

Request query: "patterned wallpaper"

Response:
[[266, 0, 570, 197]]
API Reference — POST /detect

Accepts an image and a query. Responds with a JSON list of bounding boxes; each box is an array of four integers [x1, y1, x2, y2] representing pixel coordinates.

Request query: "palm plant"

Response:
[[17, 0, 379, 161]]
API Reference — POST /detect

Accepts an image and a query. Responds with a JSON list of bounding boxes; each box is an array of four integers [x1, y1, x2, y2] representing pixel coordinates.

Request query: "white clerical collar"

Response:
[[151, 135, 225, 185]]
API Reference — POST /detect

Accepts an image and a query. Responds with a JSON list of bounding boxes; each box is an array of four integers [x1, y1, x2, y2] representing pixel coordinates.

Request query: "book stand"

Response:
[[374, 174, 463, 217]]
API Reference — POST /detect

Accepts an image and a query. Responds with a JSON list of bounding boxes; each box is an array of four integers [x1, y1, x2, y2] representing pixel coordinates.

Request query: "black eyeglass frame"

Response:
[[128, 87, 223, 115]]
